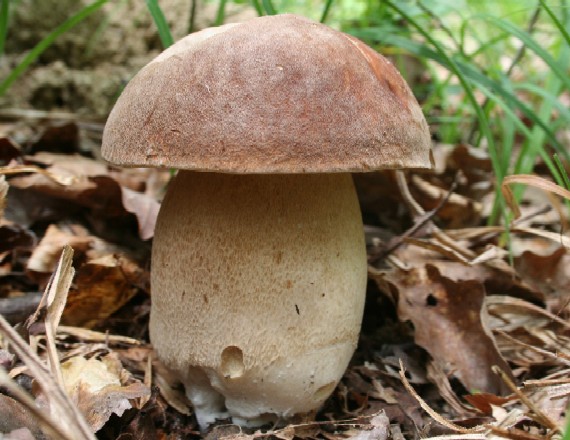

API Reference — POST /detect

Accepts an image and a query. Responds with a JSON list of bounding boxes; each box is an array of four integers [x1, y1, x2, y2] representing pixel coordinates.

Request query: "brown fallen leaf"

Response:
[[26, 224, 92, 274], [28, 121, 80, 155], [463, 392, 512, 415], [61, 354, 150, 432], [0, 394, 44, 438], [502, 174, 570, 221], [344, 413, 390, 440], [121, 186, 160, 240], [0, 314, 96, 440], [0, 136, 22, 165], [487, 295, 570, 369], [377, 244, 544, 304], [377, 263, 512, 395], [0, 223, 36, 254], [515, 246, 570, 312], [152, 353, 192, 416], [63, 253, 144, 328], [410, 174, 482, 229], [8, 153, 161, 240]]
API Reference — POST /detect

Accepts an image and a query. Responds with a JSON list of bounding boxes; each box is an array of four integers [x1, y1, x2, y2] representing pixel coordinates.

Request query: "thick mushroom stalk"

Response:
[[150, 171, 367, 427]]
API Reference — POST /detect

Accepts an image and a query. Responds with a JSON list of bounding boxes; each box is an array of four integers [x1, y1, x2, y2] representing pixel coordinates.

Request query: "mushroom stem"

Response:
[[150, 171, 367, 428]]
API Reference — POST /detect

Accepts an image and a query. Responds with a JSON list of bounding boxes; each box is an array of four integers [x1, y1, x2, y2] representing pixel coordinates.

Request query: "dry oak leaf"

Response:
[[380, 264, 512, 395]]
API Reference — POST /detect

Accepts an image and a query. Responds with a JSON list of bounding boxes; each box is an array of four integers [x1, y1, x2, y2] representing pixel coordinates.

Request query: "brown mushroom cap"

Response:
[[102, 14, 432, 173]]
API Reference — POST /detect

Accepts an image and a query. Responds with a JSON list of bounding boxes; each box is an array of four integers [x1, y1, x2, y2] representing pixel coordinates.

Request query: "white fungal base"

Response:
[[150, 172, 367, 429]]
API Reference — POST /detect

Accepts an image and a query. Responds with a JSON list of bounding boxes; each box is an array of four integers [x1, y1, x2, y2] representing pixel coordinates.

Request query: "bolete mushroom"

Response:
[[102, 14, 432, 429]]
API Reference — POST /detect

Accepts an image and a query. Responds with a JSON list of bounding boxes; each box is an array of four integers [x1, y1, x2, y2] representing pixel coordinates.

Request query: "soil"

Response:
[[0, 0, 256, 116]]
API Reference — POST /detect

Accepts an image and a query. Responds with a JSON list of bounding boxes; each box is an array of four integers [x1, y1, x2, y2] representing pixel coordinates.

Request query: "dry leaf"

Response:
[[515, 246, 570, 311], [26, 224, 92, 274], [42, 245, 75, 387], [62, 354, 150, 432], [8, 153, 160, 239], [0, 315, 96, 440], [0, 174, 8, 218], [63, 253, 143, 328], [0, 223, 36, 254], [502, 174, 570, 220], [0, 394, 44, 438], [410, 174, 482, 228], [346, 413, 390, 440], [121, 186, 160, 240], [381, 264, 512, 395], [153, 357, 192, 416], [0, 136, 22, 165]]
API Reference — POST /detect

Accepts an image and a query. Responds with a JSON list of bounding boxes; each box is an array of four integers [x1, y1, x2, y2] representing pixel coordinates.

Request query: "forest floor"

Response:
[[0, 109, 569, 440]]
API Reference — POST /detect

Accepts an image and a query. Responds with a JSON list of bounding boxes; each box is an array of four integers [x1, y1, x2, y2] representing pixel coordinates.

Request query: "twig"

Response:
[[492, 365, 560, 434], [0, 369, 74, 440], [43, 246, 75, 388], [385, 171, 476, 262], [0, 165, 74, 185], [488, 425, 552, 440], [495, 330, 570, 368], [469, 205, 552, 247], [57, 325, 141, 345], [370, 171, 459, 263], [399, 359, 485, 434], [0, 313, 97, 439]]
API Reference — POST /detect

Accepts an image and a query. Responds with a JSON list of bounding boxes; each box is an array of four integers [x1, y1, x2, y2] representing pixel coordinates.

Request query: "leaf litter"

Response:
[[0, 117, 569, 439]]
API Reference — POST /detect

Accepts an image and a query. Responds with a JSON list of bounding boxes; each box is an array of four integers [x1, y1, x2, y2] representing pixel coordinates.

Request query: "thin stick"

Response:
[[372, 172, 459, 262], [399, 359, 485, 434], [492, 365, 560, 433], [0, 369, 74, 440], [496, 330, 570, 368], [393, 170, 476, 260], [0, 314, 97, 439]]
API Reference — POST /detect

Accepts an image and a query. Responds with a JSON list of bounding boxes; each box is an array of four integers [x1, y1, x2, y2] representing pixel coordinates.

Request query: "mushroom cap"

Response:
[[102, 14, 432, 173]]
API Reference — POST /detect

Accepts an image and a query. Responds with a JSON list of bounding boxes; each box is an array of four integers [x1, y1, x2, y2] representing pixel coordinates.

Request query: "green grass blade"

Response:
[[251, 0, 264, 16], [475, 13, 570, 91], [350, 31, 569, 162], [262, 0, 277, 15], [513, 82, 570, 122], [382, 1, 504, 224], [465, 80, 564, 183], [320, 0, 334, 23], [0, 0, 109, 97], [0, 0, 9, 56], [515, 23, 570, 175], [539, 0, 570, 45], [144, 0, 174, 49], [553, 154, 570, 190], [214, 0, 228, 26]]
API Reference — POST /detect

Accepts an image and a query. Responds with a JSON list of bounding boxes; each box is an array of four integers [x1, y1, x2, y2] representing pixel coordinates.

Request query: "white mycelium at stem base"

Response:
[[150, 171, 367, 427]]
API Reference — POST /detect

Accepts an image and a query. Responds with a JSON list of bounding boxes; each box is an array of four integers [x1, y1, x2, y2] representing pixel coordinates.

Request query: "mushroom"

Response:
[[102, 14, 432, 429]]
